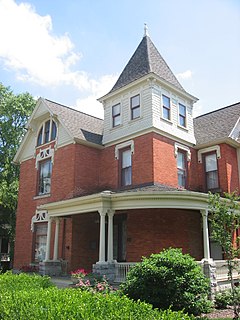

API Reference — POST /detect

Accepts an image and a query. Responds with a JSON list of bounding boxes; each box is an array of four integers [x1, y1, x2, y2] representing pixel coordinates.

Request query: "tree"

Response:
[[208, 192, 240, 319], [0, 83, 35, 263]]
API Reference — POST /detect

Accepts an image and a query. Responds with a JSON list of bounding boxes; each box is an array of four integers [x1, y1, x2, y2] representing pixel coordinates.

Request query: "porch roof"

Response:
[[38, 186, 209, 218]]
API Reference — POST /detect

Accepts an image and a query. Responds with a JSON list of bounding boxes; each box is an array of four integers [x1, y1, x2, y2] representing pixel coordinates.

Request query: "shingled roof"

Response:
[[44, 99, 103, 145], [194, 102, 240, 146], [109, 34, 185, 93]]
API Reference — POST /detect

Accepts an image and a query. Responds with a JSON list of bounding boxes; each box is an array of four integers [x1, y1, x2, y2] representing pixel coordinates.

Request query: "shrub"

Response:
[[214, 290, 232, 309], [121, 248, 212, 316], [0, 287, 194, 319]]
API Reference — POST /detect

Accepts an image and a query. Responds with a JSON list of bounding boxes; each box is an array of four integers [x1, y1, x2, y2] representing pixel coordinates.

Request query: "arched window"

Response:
[[37, 119, 57, 146]]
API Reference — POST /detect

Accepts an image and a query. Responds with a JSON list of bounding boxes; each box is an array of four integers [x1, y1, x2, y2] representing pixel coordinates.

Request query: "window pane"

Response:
[[163, 107, 170, 120], [44, 120, 50, 143], [206, 171, 219, 190], [113, 115, 121, 127], [112, 104, 120, 116], [37, 127, 43, 146], [132, 106, 140, 119], [122, 149, 131, 168], [179, 115, 186, 127], [177, 152, 185, 169], [205, 154, 217, 172], [131, 95, 140, 108], [179, 104, 186, 116], [35, 223, 47, 262], [178, 169, 186, 188], [162, 95, 170, 108], [51, 121, 57, 140], [122, 167, 132, 186], [39, 160, 52, 194]]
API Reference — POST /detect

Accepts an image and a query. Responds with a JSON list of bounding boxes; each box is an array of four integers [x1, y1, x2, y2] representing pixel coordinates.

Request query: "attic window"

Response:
[[37, 119, 57, 146]]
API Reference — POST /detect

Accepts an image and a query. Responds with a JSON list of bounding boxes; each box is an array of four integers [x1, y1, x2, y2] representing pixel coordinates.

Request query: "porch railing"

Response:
[[114, 262, 136, 283], [114, 260, 240, 284], [214, 260, 240, 281]]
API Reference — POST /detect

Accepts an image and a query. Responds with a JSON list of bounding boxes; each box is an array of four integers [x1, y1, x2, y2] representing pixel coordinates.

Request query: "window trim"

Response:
[[130, 94, 140, 120], [162, 95, 171, 120], [112, 103, 121, 128]]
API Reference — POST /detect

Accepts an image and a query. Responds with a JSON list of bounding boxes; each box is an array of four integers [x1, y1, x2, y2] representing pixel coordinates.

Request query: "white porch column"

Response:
[[45, 217, 52, 261], [201, 209, 211, 260], [97, 209, 107, 264], [107, 210, 115, 263], [53, 218, 60, 261]]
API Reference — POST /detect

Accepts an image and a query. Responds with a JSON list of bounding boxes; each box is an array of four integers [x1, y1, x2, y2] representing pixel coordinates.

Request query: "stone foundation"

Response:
[[200, 258, 217, 298], [39, 261, 62, 276], [92, 262, 116, 282]]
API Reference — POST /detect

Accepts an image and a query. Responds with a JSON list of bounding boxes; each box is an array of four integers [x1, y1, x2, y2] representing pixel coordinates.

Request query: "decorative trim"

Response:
[[198, 145, 221, 163], [115, 140, 134, 159], [31, 210, 48, 231], [35, 146, 54, 168], [175, 142, 191, 161]]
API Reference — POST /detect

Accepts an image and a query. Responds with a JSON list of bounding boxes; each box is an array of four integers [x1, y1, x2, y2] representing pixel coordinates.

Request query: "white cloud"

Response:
[[176, 70, 193, 80], [76, 74, 118, 119], [0, 0, 116, 99]]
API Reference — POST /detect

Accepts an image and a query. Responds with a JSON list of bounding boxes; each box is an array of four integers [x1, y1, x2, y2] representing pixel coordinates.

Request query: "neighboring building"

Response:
[[0, 206, 11, 270], [13, 27, 240, 287]]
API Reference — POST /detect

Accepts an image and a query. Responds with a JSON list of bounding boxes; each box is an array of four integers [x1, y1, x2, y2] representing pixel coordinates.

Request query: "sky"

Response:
[[0, 0, 239, 119]]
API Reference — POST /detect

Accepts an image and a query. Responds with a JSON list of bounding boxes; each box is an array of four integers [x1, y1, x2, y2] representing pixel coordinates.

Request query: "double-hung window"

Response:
[[130, 94, 140, 120], [162, 95, 171, 120], [120, 148, 132, 187], [177, 150, 187, 188], [38, 159, 52, 195], [204, 153, 219, 191], [179, 103, 186, 127], [34, 223, 47, 262], [112, 103, 121, 127]]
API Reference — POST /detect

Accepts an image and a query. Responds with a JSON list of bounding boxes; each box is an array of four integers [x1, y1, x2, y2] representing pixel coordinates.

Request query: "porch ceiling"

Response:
[[38, 189, 209, 218]]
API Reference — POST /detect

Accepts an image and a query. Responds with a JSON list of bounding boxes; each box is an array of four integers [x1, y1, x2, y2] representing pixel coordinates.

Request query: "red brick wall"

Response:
[[126, 208, 203, 261]]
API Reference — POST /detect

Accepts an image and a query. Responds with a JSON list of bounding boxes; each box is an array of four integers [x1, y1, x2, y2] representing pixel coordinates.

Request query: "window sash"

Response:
[[131, 95, 140, 120], [39, 160, 52, 195], [179, 104, 186, 127], [34, 223, 47, 262], [112, 104, 121, 127], [177, 151, 187, 188], [204, 153, 219, 190], [37, 120, 57, 146], [162, 95, 170, 120], [121, 149, 132, 186]]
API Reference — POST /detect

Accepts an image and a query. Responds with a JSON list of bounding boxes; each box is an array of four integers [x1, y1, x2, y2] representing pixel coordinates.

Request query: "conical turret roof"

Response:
[[110, 34, 185, 93]]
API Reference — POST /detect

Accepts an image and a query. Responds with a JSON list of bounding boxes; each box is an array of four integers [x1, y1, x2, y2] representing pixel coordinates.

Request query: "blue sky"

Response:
[[0, 0, 239, 118]]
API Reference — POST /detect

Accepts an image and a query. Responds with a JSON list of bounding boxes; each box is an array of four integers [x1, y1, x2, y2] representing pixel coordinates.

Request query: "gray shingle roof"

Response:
[[44, 99, 103, 145], [109, 35, 185, 93], [194, 102, 240, 145]]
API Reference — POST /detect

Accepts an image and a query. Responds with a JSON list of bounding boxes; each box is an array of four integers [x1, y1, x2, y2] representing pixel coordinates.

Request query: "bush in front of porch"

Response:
[[121, 248, 212, 316]]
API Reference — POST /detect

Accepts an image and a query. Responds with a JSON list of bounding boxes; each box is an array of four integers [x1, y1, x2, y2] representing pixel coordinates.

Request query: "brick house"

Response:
[[13, 28, 240, 285]]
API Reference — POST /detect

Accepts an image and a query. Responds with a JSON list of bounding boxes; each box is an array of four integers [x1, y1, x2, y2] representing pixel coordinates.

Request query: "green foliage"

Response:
[[121, 248, 212, 316], [214, 290, 232, 309], [0, 273, 194, 320]]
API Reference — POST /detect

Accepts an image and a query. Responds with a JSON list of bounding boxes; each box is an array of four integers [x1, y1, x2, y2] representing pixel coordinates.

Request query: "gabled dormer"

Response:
[[99, 26, 198, 146]]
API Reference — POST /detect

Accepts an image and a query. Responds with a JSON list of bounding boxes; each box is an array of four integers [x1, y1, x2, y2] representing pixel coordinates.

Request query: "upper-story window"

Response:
[[120, 148, 132, 187], [204, 152, 219, 191], [38, 159, 52, 195], [112, 103, 121, 127], [162, 95, 171, 120], [177, 150, 187, 188], [179, 103, 186, 127], [37, 119, 57, 146], [130, 94, 140, 120]]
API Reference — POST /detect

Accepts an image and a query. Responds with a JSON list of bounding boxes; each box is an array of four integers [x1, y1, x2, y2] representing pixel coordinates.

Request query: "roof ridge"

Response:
[[44, 98, 104, 121], [194, 101, 240, 119]]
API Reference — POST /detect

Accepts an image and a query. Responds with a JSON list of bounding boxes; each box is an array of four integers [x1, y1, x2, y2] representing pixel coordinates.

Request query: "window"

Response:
[[34, 223, 47, 262], [179, 103, 186, 127], [120, 148, 132, 187], [162, 95, 170, 120], [37, 119, 57, 146], [204, 153, 219, 190], [130, 94, 140, 120], [112, 103, 121, 127], [177, 150, 187, 188], [38, 159, 52, 195]]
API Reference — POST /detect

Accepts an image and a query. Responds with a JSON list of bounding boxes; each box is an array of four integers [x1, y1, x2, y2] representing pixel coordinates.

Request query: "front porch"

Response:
[[38, 188, 240, 291]]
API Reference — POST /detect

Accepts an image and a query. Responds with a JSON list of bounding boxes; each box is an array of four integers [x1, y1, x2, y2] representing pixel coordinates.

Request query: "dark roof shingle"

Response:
[[44, 99, 103, 145], [110, 35, 185, 93], [194, 102, 240, 145]]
